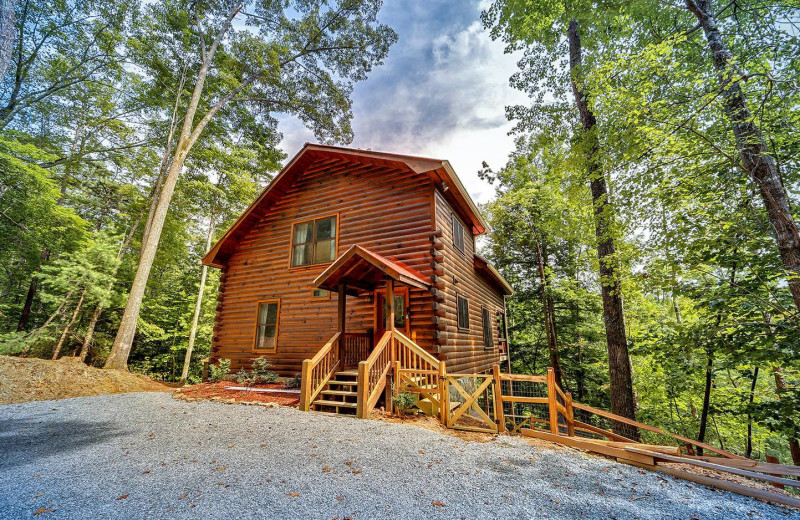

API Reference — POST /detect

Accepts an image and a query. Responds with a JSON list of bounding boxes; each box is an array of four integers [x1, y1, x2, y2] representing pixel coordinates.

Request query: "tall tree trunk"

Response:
[[696, 351, 713, 456], [180, 219, 215, 385], [0, 0, 14, 81], [686, 0, 800, 313], [535, 236, 565, 390], [567, 18, 638, 440], [17, 248, 49, 331], [772, 366, 800, 465], [51, 289, 85, 360], [745, 366, 758, 459]]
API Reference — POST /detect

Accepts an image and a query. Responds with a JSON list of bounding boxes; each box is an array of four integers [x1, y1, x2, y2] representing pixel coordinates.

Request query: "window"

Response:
[[311, 288, 330, 300], [452, 214, 465, 253], [482, 307, 493, 349], [497, 312, 507, 342], [383, 294, 406, 329], [291, 215, 337, 267], [255, 300, 280, 352], [457, 294, 469, 330]]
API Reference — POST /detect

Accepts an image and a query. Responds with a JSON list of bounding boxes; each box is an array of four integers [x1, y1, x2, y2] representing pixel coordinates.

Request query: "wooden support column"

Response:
[[385, 278, 395, 412], [547, 367, 559, 435], [338, 282, 346, 360], [565, 392, 575, 436]]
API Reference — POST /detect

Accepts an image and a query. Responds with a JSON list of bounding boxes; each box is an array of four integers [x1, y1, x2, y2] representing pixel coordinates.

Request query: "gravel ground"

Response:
[[0, 393, 797, 519]]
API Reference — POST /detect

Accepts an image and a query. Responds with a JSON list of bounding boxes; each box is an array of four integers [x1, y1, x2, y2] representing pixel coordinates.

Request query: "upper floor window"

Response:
[[452, 214, 465, 253], [255, 300, 280, 352], [482, 307, 493, 349], [457, 294, 469, 330], [497, 312, 507, 342], [291, 215, 337, 267]]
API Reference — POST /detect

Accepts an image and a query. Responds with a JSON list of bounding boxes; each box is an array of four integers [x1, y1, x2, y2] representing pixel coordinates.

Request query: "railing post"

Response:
[[356, 360, 368, 419], [565, 391, 575, 437], [440, 361, 448, 425], [547, 367, 559, 435], [492, 364, 505, 433], [299, 359, 312, 412]]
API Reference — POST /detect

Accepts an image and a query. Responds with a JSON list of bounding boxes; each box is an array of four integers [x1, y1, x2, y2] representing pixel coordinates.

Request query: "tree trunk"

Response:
[[745, 366, 758, 459], [686, 0, 800, 313], [696, 351, 713, 456], [567, 18, 638, 440], [79, 304, 101, 363], [180, 219, 215, 385], [772, 366, 800, 465], [535, 236, 565, 390], [17, 248, 49, 331], [0, 0, 14, 81], [51, 289, 85, 360]]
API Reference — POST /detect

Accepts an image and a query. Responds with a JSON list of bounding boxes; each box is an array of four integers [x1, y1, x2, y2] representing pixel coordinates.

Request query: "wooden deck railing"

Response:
[[393, 330, 444, 419], [342, 332, 371, 367], [299, 332, 341, 412], [356, 331, 392, 418]]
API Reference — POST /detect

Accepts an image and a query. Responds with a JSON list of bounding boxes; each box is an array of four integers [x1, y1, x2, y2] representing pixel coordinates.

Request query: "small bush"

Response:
[[284, 373, 302, 389], [235, 368, 254, 386], [209, 358, 231, 383], [392, 391, 417, 414], [252, 356, 278, 383]]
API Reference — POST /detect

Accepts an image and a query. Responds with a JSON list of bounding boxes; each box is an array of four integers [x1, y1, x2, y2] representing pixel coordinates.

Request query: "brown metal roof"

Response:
[[202, 143, 488, 268], [313, 245, 431, 292]]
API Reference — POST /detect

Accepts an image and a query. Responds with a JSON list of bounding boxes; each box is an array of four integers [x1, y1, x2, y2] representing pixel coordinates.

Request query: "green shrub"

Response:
[[209, 358, 231, 383], [252, 356, 278, 383], [392, 391, 417, 414], [235, 367, 254, 386], [284, 373, 302, 389]]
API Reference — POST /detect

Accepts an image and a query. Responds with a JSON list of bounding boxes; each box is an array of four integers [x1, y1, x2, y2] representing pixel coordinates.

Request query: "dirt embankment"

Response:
[[0, 356, 171, 404]]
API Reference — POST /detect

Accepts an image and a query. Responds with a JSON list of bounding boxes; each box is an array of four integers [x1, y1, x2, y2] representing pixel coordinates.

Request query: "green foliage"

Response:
[[252, 356, 278, 384], [392, 392, 417, 415], [209, 359, 231, 383], [235, 367, 254, 386], [284, 373, 302, 389]]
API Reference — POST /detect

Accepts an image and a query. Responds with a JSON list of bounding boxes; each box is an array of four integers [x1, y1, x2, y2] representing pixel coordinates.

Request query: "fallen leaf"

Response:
[[31, 492, 44, 499], [212, 466, 226, 471], [431, 500, 446, 507], [418, 450, 425, 454], [336, 495, 345, 501], [117, 494, 129, 500], [322, 466, 331, 473], [351, 469, 362, 475], [33, 507, 55, 515], [630, 495, 650, 502], [227, 445, 234, 449], [179, 493, 188, 500], [148, 434, 155, 439], [345, 461, 353, 466], [287, 492, 300, 497]]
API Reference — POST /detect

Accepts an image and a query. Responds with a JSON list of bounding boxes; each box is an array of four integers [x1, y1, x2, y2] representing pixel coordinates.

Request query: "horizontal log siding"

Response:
[[433, 188, 504, 374], [212, 158, 436, 374]]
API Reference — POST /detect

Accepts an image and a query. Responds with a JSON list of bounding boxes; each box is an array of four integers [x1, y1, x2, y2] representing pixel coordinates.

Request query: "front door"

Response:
[[375, 287, 409, 342]]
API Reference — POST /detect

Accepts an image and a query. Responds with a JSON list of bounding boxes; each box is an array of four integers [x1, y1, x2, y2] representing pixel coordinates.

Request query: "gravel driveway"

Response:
[[0, 393, 796, 519]]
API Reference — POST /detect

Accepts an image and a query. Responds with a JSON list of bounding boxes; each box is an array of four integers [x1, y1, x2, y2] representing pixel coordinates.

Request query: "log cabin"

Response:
[[202, 143, 513, 416]]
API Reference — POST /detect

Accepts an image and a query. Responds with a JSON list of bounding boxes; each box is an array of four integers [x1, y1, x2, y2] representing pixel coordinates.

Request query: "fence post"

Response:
[[565, 391, 575, 437], [547, 367, 559, 435], [492, 364, 505, 433], [299, 359, 312, 412], [440, 361, 448, 425]]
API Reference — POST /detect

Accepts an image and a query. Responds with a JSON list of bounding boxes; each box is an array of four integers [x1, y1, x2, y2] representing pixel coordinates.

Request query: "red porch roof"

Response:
[[313, 245, 431, 293]]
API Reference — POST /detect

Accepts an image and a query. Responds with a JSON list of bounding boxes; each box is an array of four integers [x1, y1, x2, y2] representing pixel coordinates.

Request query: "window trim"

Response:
[[311, 288, 331, 300], [482, 306, 494, 350], [288, 213, 339, 270], [451, 213, 465, 254], [496, 311, 508, 343], [253, 299, 281, 353], [456, 293, 470, 331]]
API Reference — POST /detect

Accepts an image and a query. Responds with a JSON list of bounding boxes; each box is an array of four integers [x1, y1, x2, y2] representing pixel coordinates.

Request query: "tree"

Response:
[[104, 0, 397, 370], [483, 0, 639, 439], [0, 0, 13, 80]]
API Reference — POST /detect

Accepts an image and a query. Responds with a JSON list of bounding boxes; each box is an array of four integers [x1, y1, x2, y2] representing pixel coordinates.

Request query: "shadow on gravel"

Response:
[[0, 414, 126, 470]]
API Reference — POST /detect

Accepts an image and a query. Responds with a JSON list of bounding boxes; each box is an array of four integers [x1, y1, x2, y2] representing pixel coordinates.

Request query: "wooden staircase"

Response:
[[310, 369, 359, 415]]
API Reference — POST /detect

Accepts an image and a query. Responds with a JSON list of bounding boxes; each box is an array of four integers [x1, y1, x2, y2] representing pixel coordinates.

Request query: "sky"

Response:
[[277, 0, 528, 204]]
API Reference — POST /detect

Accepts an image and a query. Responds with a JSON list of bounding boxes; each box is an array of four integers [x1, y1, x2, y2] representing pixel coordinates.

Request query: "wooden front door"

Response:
[[375, 287, 409, 342]]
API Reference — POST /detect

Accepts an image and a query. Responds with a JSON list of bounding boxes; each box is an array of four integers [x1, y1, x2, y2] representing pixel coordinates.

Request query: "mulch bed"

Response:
[[174, 381, 300, 407]]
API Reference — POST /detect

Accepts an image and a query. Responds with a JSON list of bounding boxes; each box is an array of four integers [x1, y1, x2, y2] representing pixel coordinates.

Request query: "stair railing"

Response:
[[356, 330, 392, 418], [299, 332, 341, 411], [392, 330, 444, 417]]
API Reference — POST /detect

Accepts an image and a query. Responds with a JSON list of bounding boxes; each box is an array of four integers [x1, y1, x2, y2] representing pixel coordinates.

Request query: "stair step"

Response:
[[336, 370, 359, 377], [328, 380, 359, 387], [313, 399, 357, 408], [322, 389, 358, 397]]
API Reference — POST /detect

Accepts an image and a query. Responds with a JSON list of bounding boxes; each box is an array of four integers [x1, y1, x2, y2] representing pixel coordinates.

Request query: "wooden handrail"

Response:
[[393, 330, 439, 368], [356, 331, 392, 418], [299, 332, 341, 411], [572, 401, 746, 459]]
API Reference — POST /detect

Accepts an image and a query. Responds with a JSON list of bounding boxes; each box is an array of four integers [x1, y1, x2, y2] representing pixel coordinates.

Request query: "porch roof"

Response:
[[313, 245, 431, 293]]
